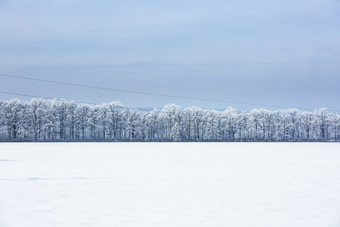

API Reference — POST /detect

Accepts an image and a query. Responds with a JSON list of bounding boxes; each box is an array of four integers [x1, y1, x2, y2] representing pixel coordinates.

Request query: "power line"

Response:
[[102, 72, 340, 100], [0, 90, 339, 113], [0, 90, 148, 111], [0, 73, 338, 112]]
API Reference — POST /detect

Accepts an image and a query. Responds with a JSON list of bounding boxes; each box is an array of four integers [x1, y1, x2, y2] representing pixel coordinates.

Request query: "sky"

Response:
[[0, 0, 339, 111]]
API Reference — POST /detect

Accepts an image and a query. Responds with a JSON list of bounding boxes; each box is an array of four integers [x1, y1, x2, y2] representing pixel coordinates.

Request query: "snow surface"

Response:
[[0, 143, 340, 227]]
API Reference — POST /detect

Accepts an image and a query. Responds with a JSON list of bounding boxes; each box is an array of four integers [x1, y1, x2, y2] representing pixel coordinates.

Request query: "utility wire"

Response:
[[102, 72, 340, 100], [0, 90, 339, 113], [0, 73, 338, 112], [0, 91, 148, 111]]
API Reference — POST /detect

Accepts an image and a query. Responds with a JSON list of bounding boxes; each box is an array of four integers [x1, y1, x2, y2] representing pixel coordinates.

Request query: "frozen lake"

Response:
[[0, 143, 340, 227]]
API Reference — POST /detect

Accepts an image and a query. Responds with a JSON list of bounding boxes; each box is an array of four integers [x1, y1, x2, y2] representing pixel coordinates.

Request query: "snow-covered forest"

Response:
[[0, 98, 339, 142]]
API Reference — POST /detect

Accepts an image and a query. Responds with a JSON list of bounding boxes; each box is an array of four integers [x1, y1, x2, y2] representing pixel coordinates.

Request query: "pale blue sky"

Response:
[[0, 0, 339, 110]]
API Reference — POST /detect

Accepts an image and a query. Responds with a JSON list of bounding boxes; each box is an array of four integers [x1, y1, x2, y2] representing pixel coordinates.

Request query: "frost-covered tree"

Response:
[[55, 100, 68, 139], [3, 99, 24, 139], [125, 109, 141, 141], [75, 104, 91, 139], [27, 98, 46, 141], [301, 111, 314, 141], [145, 109, 160, 141], [0, 98, 339, 142], [221, 107, 238, 141], [105, 102, 123, 140], [0, 101, 5, 139], [315, 108, 330, 141], [170, 122, 181, 141], [88, 106, 100, 139], [160, 104, 181, 140], [186, 107, 203, 141], [334, 114, 340, 140], [67, 102, 77, 140]]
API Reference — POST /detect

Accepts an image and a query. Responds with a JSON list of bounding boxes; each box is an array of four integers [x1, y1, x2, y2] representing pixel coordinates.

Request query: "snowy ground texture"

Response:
[[0, 143, 340, 227]]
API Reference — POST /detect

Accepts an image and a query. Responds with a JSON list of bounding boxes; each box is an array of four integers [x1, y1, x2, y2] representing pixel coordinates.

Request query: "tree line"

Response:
[[0, 98, 339, 142]]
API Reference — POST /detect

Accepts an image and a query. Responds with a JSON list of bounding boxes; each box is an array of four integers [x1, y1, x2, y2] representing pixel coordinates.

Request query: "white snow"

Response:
[[0, 143, 340, 227]]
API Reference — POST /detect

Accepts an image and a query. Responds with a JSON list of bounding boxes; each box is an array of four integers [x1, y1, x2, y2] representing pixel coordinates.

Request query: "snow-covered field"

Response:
[[0, 143, 339, 227]]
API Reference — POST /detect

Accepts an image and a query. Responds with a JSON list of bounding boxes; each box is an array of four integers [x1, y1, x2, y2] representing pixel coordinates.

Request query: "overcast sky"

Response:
[[0, 0, 339, 111]]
